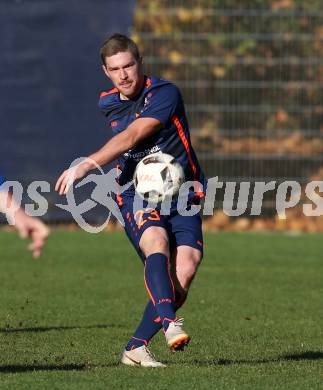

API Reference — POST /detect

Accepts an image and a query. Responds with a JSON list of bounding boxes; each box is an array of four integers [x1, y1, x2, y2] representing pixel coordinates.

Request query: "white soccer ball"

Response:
[[134, 152, 185, 203]]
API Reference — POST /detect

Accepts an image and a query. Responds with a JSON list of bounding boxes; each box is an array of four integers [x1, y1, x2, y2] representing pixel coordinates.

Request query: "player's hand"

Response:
[[15, 211, 50, 258], [55, 162, 92, 195]]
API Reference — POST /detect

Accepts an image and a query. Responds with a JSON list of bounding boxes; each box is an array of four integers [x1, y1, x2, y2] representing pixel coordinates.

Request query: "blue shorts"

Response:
[[119, 196, 203, 262]]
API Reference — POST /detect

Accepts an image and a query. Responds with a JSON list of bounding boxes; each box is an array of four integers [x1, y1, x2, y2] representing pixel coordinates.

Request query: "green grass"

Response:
[[0, 230, 323, 389]]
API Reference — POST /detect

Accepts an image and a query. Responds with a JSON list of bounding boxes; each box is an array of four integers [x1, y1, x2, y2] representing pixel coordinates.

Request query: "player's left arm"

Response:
[[55, 117, 162, 195]]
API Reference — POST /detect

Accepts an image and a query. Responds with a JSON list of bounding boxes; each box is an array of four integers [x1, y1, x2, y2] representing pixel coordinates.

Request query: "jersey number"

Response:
[[134, 208, 160, 229]]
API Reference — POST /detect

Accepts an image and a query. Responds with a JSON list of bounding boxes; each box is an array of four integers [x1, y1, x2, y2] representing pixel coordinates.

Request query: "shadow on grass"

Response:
[[1, 352, 322, 373], [0, 362, 119, 373], [282, 351, 323, 361], [0, 324, 116, 333], [190, 351, 323, 367]]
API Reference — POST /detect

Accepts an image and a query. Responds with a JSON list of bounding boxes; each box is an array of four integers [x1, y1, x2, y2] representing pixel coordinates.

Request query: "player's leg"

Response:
[[125, 245, 191, 351], [168, 210, 203, 297], [125, 225, 169, 351], [125, 300, 161, 350], [126, 213, 203, 352], [161, 246, 202, 350], [161, 211, 203, 349], [170, 245, 202, 301], [119, 203, 171, 366], [139, 226, 177, 331]]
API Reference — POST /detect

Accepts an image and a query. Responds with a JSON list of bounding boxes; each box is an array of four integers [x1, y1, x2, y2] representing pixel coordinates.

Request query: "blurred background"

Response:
[[1, 0, 323, 231]]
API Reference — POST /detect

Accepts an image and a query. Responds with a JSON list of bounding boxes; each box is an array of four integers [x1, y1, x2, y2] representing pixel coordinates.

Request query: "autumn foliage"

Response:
[[133, 1, 323, 230]]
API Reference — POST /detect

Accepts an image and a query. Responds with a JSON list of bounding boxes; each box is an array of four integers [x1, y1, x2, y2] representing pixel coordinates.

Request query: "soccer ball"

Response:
[[134, 152, 185, 203]]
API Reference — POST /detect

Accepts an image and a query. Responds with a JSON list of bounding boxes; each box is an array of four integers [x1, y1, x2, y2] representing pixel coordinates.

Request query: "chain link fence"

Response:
[[133, 1, 323, 215]]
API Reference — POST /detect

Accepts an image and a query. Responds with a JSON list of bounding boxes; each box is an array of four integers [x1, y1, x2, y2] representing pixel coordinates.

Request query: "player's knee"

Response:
[[186, 250, 202, 272], [183, 260, 199, 280], [150, 237, 168, 255], [177, 251, 202, 286], [192, 251, 203, 268], [140, 231, 169, 258]]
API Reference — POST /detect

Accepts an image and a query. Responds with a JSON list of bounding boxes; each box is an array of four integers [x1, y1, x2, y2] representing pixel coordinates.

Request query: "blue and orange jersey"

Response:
[[98, 76, 207, 198]]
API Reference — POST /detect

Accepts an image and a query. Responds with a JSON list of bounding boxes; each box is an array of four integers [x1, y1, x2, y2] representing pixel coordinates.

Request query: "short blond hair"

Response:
[[100, 33, 140, 65]]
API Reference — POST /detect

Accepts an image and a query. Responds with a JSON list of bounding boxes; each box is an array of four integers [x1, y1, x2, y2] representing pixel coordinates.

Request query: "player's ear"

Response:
[[102, 64, 111, 79]]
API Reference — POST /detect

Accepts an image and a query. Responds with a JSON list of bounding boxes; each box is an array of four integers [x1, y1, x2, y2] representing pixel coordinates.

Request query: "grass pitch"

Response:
[[0, 230, 322, 389]]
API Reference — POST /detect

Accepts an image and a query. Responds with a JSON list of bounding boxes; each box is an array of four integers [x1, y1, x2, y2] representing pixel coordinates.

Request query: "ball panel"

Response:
[[134, 152, 184, 203]]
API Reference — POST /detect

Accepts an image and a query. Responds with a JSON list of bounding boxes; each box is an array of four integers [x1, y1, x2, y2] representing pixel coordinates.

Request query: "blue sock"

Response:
[[125, 290, 188, 351], [125, 301, 161, 350], [144, 253, 176, 331]]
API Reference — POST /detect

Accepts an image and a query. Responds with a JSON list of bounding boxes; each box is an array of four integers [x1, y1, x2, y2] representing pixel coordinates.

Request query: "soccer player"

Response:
[[55, 33, 207, 367], [0, 176, 49, 258]]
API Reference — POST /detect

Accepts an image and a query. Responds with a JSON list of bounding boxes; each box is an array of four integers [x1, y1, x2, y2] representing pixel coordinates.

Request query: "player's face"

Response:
[[102, 51, 144, 100]]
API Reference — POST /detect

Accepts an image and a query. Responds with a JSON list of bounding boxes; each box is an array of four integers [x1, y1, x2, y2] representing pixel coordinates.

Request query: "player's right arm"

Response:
[[55, 117, 162, 195]]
